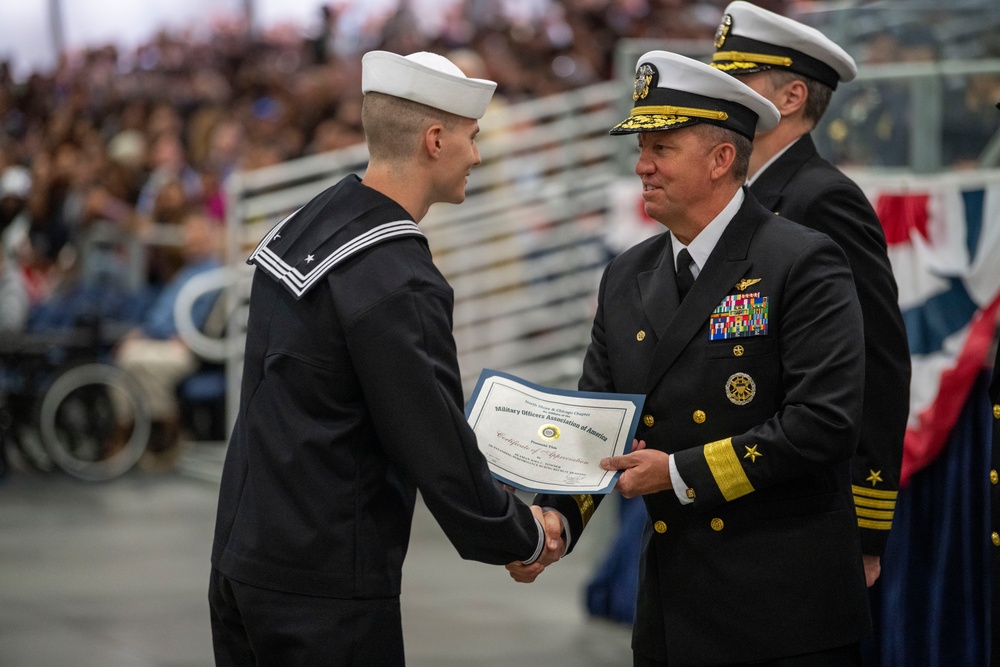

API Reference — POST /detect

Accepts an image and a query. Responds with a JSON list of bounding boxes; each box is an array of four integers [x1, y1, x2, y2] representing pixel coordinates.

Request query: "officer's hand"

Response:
[[533, 506, 566, 566], [862, 554, 881, 587], [601, 445, 671, 498]]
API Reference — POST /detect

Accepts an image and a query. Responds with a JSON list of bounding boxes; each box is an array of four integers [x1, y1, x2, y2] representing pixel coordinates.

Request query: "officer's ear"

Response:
[[774, 78, 809, 118], [708, 141, 736, 182]]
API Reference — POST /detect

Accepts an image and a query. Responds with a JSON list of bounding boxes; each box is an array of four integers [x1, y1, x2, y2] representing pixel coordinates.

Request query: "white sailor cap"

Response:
[[711, 1, 857, 89], [611, 50, 779, 139], [361, 50, 497, 120]]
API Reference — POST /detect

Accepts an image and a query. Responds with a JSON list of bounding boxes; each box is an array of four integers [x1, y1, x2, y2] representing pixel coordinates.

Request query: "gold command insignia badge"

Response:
[[538, 424, 561, 441], [633, 63, 654, 101], [715, 14, 732, 49], [735, 278, 761, 291], [725, 372, 756, 406]]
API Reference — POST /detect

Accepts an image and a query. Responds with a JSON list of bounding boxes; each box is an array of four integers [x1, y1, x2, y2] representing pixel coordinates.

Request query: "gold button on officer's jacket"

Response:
[[637, 330, 646, 341], [643, 414, 655, 427], [654, 521, 667, 534], [992, 470, 999, 485], [733, 345, 744, 357], [994, 403, 1000, 419], [993, 532, 1000, 547], [711, 518, 724, 531], [693, 410, 706, 424]]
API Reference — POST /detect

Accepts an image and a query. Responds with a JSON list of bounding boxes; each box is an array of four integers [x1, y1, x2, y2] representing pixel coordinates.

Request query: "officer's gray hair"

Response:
[[362, 92, 460, 162]]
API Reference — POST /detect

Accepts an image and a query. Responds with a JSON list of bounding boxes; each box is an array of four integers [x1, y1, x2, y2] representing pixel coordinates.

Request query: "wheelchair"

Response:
[[0, 324, 152, 482]]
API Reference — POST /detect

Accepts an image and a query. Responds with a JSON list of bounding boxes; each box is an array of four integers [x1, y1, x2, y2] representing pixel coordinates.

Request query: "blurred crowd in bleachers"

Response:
[[1, 0, 784, 335], [1, 0, 999, 337]]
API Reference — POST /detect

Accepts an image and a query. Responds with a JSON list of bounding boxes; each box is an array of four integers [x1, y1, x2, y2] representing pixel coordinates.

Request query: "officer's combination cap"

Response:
[[710, 1, 857, 89], [610, 50, 779, 139]]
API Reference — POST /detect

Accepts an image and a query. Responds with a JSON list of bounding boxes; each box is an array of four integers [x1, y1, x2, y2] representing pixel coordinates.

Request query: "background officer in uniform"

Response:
[[710, 1, 911, 588], [209, 51, 563, 666], [513, 50, 871, 666], [990, 331, 1000, 666]]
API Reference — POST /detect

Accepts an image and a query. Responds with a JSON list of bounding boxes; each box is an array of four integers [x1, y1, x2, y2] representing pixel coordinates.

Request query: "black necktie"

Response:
[[676, 248, 695, 301]]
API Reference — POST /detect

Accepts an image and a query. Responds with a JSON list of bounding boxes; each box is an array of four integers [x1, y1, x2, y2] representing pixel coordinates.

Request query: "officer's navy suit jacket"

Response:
[[212, 175, 540, 600], [990, 347, 1000, 665], [538, 189, 871, 665], [751, 134, 911, 556]]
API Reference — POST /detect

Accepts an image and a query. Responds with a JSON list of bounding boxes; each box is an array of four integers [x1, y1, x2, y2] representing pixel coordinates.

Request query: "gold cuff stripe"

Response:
[[703, 438, 755, 501], [713, 51, 793, 68], [631, 105, 729, 122], [854, 496, 896, 510], [858, 518, 893, 530], [856, 507, 895, 520], [852, 485, 898, 500], [572, 494, 596, 529]]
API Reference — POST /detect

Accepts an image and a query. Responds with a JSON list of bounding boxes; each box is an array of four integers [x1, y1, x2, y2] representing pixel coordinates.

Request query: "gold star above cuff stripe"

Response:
[[743, 444, 762, 463], [865, 469, 883, 487]]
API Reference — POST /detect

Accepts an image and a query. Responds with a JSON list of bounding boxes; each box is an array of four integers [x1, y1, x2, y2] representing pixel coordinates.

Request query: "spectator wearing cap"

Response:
[[710, 1, 911, 597], [511, 50, 870, 666], [208, 50, 564, 666]]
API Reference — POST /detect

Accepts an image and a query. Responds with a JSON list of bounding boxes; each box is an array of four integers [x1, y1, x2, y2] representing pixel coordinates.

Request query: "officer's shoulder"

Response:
[[762, 209, 841, 250], [792, 153, 864, 197]]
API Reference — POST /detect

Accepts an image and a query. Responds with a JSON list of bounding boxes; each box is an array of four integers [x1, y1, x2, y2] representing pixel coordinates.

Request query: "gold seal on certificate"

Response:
[[465, 370, 645, 494]]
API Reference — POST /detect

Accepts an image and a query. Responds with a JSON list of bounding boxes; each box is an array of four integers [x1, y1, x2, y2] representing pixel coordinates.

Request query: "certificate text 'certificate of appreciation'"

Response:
[[466, 370, 645, 494]]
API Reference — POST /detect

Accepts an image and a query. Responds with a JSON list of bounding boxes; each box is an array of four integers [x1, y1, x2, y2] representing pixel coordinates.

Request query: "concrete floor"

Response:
[[0, 443, 633, 666]]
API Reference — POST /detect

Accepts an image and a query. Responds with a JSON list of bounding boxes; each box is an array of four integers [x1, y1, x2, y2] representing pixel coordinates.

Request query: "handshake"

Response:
[[500, 438, 656, 584], [507, 504, 567, 584]]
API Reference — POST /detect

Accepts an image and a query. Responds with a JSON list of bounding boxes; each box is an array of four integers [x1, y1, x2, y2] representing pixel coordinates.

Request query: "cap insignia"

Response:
[[715, 14, 732, 50], [633, 63, 655, 101]]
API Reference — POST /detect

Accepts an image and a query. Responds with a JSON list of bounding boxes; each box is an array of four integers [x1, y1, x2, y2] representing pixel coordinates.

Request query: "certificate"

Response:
[[466, 369, 645, 494]]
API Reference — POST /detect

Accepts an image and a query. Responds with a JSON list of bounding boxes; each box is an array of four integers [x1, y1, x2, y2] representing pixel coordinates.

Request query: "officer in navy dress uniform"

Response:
[[513, 51, 871, 666], [710, 2, 911, 588], [990, 100, 1000, 667], [208, 51, 563, 666], [990, 333, 1000, 666]]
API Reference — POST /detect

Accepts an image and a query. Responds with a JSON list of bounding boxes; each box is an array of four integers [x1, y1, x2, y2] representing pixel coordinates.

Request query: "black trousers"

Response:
[[634, 642, 862, 667], [209, 568, 404, 666]]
